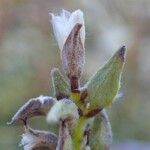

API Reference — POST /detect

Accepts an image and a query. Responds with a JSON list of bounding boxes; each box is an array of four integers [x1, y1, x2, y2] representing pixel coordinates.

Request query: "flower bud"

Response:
[[50, 10, 85, 89], [51, 68, 70, 100], [46, 99, 79, 127], [20, 125, 57, 150], [50, 9, 85, 51], [61, 23, 85, 81], [85, 46, 126, 112], [8, 96, 56, 125]]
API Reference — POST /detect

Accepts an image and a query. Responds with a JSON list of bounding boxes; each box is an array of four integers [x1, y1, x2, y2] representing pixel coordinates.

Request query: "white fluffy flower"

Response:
[[46, 99, 79, 125], [50, 9, 85, 50]]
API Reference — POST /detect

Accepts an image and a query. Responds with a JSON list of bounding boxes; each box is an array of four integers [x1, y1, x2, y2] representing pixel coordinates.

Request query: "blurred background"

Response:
[[0, 0, 150, 149]]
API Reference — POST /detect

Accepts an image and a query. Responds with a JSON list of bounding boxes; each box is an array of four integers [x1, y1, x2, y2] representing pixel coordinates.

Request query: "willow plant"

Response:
[[8, 9, 126, 150]]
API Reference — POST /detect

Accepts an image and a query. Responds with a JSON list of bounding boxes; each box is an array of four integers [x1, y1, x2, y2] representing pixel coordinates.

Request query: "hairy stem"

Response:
[[72, 117, 86, 150], [56, 121, 66, 150]]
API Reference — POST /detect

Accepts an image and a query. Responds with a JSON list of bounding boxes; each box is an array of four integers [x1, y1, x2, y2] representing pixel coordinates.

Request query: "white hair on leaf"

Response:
[[37, 95, 56, 105], [50, 9, 85, 50]]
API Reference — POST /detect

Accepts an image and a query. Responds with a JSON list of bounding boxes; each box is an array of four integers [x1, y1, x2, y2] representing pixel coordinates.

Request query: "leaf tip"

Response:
[[7, 117, 17, 125], [118, 45, 127, 62], [51, 67, 59, 76], [74, 23, 82, 32]]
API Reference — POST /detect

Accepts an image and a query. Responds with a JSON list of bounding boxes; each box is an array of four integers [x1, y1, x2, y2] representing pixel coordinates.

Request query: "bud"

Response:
[[51, 68, 70, 100], [46, 99, 79, 128], [62, 23, 85, 81], [50, 9, 85, 51], [85, 46, 126, 111], [50, 10, 85, 90], [8, 96, 56, 125], [20, 125, 57, 150]]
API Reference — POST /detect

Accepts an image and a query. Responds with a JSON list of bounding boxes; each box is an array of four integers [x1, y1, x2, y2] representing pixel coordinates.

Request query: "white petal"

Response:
[[50, 9, 85, 50], [68, 10, 85, 46]]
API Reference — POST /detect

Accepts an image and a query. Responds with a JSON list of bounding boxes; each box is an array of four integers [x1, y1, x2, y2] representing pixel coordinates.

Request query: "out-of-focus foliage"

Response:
[[0, 0, 150, 149]]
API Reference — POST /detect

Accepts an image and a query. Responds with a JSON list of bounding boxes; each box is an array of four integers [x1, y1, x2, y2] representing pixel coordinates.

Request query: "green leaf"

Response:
[[90, 109, 112, 150], [85, 46, 126, 110], [51, 68, 70, 100], [89, 114, 103, 150]]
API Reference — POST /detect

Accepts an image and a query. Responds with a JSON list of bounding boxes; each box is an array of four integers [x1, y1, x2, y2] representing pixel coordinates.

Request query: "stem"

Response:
[[70, 77, 88, 150], [71, 89, 86, 116], [56, 120, 72, 150], [72, 117, 86, 150], [56, 120, 73, 150], [56, 120, 66, 150]]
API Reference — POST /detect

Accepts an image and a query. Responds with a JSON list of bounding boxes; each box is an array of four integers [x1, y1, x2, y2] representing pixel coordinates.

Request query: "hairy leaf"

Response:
[[85, 46, 126, 111], [90, 109, 112, 150], [8, 96, 56, 124], [51, 68, 70, 100], [20, 125, 57, 150]]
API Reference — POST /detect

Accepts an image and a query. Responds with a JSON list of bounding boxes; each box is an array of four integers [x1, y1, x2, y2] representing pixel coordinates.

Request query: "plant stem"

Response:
[[72, 117, 86, 150], [56, 120, 66, 150]]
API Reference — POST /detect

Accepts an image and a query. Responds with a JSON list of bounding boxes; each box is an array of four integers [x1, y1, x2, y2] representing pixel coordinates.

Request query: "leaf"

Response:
[[8, 96, 56, 125], [90, 109, 112, 150], [20, 125, 57, 150], [85, 46, 126, 111], [51, 68, 70, 100], [100, 110, 112, 149]]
